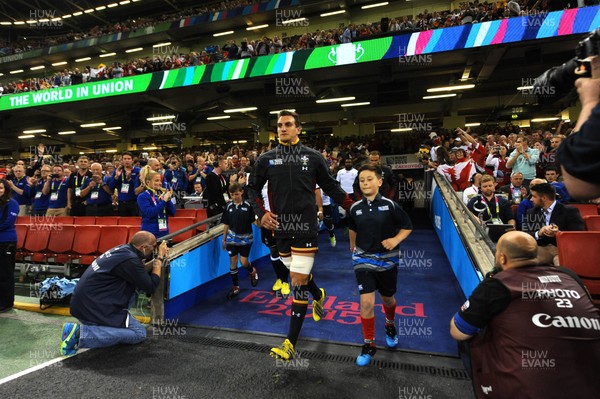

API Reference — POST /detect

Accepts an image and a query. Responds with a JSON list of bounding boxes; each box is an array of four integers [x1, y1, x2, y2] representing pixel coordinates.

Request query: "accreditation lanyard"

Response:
[[75, 173, 88, 197], [148, 189, 167, 229], [51, 178, 66, 193], [482, 195, 500, 218], [218, 173, 229, 201], [50, 178, 66, 201], [90, 177, 105, 200]]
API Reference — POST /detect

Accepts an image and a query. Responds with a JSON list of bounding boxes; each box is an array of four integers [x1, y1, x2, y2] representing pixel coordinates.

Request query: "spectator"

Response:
[[516, 178, 546, 229], [522, 183, 584, 265], [498, 171, 528, 204], [8, 165, 31, 216], [462, 173, 482, 204], [467, 174, 515, 227], [30, 165, 52, 216], [109, 152, 142, 216], [0, 179, 19, 313], [43, 165, 69, 217], [485, 144, 510, 186], [68, 156, 92, 217], [138, 170, 176, 239], [81, 163, 114, 217], [506, 135, 539, 186]]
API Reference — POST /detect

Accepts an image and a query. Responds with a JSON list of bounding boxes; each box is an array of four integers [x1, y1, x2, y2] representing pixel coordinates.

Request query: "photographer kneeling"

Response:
[[61, 231, 167, 356]]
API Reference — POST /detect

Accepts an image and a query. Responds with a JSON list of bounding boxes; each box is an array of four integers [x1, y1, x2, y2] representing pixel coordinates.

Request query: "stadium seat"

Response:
[[45, 225, 77, 264], [175, 209, 197, 218], [15, 224, 28, 261], [21, 228, 51, 262], [556, 231, 600, 305], [584, 215, 600, 231], [74, 216, 96, 225], [97, 226, 129, 254], [16, 216, 30, 225], [567, 203, 598, 218], [168, 217, 196, 243], [511, 204, 518, 217], [195, 208, 208, 232], [71, 225, 101, 265], [118, 217, 141, 226], [48, 216, 74, 226], [95, 216, 119, 225], [127, 225, 141, 241]]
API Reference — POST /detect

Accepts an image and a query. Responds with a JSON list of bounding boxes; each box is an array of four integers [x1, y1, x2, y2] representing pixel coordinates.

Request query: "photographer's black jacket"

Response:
[[247, 141, 352, 238], [71, 244, 159, 328]]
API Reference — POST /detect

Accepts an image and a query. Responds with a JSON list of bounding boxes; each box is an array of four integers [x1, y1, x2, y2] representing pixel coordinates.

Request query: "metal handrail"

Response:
[[432, 172, 496, 278], [156, 213, 223, 244]]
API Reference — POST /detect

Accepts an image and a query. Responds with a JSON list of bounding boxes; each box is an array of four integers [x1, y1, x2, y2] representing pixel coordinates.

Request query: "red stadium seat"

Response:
[[95, 216, 119, 225], [584, 215, 600, 231], [15, 224, 28, 261], [16, 216, 30, 225], [168, 217, 196, 243], [118, 217, 141, 226], [567, 204, 598, 218], [74, 216, 96, 225], [71, 225, 101, 265], [175, 209, 197, 218], [127, 225, 141, 241], [195, 208, 208, 232], [97, 226, 129, 254], [45, 225, 76, 264], [22, 228, 51, 262], [48, 216, 74, 225], [556, 231, 600, 306]]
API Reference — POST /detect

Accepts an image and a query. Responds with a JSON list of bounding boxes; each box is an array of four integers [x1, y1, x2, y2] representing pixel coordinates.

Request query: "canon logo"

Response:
[[531, 313, 600, 331]]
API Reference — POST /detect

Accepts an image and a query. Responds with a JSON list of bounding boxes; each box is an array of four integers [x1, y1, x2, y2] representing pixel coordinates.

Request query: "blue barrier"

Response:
[[431, 184, 482, 298], [165, 224, 270, 318]]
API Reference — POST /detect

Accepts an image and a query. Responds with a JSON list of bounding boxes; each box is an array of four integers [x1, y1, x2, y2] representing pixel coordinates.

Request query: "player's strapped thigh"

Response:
[[276, 238, 292, 269], [289, 236, 318, 274]]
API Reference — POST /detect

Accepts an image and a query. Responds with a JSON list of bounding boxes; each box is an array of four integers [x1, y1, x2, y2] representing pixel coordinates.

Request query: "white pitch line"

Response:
[[0, 349, 87, 386]]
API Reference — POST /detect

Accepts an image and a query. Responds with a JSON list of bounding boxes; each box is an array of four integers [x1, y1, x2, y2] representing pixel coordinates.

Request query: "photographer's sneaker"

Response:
[[356, 343, 377, 367], [61, 322, 80, 356], [385, 323, 399, 349]]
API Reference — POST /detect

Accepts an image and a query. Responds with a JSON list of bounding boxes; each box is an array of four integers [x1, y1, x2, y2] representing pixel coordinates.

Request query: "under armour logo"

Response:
[[302, 167, 308, 171], [306, 243, 312, 247]]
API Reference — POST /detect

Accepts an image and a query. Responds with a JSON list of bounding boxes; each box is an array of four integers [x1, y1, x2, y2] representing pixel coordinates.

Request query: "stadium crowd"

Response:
[[0, 0, 588, 94]]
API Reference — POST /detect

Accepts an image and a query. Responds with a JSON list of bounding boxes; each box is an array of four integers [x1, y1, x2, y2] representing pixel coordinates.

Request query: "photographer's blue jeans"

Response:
[[79, 313, 147, 349]]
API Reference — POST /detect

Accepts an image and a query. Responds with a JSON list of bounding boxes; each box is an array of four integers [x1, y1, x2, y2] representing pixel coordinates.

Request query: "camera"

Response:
[[533, 28, 600, 103], [51, 173, 59, 179]]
